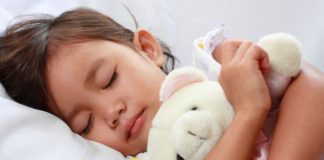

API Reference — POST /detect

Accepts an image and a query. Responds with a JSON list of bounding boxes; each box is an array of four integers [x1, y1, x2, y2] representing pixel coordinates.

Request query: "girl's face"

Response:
[[45, 31, 166, 156]]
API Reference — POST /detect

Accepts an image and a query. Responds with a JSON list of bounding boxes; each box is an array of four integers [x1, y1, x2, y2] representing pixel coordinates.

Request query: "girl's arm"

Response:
[[269, 62, 324, 159], [211, 39, 324, 159], [205, 110, 267, 159], [205, 40, 271, 159]]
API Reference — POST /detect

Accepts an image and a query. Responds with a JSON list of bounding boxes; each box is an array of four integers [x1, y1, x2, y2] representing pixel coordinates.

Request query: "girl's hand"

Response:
[[213, 39, 271, 116], [206, 39, 271, 160]]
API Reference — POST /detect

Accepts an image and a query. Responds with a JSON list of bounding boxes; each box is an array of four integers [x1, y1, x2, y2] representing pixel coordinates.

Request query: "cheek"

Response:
[[132, 79, 159, 102], [86, 117, 122, 147], [118, 66, 164, 105]]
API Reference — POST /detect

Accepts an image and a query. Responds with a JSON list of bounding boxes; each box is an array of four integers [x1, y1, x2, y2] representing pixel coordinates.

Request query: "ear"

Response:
[[133, 29, 164, 67], [159, 67, 208, 102]]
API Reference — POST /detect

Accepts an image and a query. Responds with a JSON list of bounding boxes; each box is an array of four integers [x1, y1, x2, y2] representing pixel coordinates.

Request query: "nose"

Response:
[[105, 101, 126, 128]]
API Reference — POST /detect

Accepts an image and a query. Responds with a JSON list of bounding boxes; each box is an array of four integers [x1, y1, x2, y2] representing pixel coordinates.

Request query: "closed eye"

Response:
[[103, 71, 118, 89], [81, 113, 94, 135]]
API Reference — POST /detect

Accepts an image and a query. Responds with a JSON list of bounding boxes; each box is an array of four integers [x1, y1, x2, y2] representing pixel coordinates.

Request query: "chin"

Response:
[[127, 141, 147, 156]]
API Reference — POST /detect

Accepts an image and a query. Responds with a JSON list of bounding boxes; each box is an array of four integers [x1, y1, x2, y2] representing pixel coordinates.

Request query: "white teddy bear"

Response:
[[147, 32, 302, 160]]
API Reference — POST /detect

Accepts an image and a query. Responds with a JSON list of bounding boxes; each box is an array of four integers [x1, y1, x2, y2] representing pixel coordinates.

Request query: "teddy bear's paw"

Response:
[[258, 33, 303, 99], [258, 33, 302, 77], [172, 111, 223, 160], [265, 70, 292, 99]]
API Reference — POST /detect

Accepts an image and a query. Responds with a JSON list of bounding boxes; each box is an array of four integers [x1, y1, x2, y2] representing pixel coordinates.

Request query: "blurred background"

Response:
[[1, 0, 323, 70]]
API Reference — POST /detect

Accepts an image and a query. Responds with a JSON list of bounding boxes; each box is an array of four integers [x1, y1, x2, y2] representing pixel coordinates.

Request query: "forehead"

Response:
[[45, 40, 119, 114], [50, 40, 112, 62], [47, 40, 109, 82], [47, 40, 130, 72]]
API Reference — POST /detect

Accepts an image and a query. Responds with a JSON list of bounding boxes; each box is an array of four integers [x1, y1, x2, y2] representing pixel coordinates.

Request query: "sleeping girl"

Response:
[[1, 8, 324, 159]]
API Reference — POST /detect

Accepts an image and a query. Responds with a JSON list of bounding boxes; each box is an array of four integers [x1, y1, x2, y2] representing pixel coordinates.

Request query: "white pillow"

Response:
[[0, 7, 12, 35], [0, 84, 125, 160], [0, 84, 8, 99]]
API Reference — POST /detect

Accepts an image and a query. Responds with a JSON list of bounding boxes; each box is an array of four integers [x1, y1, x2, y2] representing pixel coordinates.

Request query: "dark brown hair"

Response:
[[0, 8, 175, 111]]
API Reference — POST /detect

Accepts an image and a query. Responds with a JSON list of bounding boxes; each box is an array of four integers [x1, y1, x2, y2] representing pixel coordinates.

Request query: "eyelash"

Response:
[[103, 71, 118, 89], [82, 113, 94, 135]]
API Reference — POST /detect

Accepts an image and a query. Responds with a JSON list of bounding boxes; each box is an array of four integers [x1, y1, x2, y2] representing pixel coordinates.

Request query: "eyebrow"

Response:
[[84, 57, 106, 84]]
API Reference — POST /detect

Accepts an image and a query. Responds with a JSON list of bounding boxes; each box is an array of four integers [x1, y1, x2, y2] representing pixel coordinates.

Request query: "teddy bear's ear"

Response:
[[159, 67, 208, 102]]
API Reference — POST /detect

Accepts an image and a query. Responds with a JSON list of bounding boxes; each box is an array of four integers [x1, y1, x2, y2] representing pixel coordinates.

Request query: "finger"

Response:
[[212, 46, 222, 63], [245, 44, 270, 73], [233, 41, 253, 62], [221, 40, 243, 64], [260, 51, 270, 75]]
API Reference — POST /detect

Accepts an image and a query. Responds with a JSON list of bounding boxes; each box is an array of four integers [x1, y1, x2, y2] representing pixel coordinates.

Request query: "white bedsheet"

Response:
[[1, 0, 324, 159]]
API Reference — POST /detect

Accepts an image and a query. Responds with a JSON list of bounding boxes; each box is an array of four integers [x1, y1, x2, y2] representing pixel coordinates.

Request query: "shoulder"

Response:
[[281, 61, 324, 107]]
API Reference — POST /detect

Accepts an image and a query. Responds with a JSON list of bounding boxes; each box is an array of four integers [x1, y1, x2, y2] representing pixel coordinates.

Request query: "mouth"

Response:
[[125, 109, 146, 140]]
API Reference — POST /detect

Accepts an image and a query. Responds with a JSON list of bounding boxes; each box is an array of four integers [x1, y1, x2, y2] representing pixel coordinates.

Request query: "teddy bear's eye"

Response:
[[176, 154, 185, 160], [191, 106, 199, 110]]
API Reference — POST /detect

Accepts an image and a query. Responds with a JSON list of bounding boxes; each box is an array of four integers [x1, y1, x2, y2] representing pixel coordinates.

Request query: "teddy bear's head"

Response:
[[147, 32, 302, 160], [147, 67, 234, 160]]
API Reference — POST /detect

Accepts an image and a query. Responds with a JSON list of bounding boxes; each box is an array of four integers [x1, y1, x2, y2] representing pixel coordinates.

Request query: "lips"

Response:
[[125, 109, 145, 140]]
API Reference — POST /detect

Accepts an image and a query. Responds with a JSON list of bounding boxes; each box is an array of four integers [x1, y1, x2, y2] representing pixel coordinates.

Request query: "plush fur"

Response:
[[147, 33, 302, 160]]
